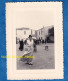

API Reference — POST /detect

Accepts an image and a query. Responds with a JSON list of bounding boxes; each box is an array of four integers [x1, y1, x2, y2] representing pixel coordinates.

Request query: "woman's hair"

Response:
[[29, 35, 32, 38]]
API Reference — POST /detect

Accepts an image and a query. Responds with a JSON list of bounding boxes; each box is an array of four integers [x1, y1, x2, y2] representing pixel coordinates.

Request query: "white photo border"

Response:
[[6, 2, 63, 80]]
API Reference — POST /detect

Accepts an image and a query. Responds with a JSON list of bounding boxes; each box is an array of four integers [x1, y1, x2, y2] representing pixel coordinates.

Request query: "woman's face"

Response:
[[29, 37, 32, 40]]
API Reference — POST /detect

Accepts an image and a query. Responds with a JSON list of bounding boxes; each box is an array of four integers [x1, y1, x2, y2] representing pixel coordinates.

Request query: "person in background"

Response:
[[45, 38, 47, 44], [19, 39, 24, 51], [33, 39, 37, 52]]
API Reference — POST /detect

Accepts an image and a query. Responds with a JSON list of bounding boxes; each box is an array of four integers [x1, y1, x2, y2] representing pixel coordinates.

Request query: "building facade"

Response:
[[16, 28, 31, 41], [16, 27, 36, 41], [16, 26, 54, 43], [36, 26, 54, 41]]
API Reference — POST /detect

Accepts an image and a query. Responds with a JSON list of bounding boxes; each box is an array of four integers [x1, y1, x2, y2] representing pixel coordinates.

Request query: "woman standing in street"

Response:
[[21, 35, 34, 65], [26, 35, 34, 65]]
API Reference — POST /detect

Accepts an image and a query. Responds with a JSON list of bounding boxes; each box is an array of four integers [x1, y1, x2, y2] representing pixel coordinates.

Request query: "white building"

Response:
[[16, 28, 31, 40], [36, 26, 53, 40], [16, 27, 36, 41], [31, 29, 36, 37]]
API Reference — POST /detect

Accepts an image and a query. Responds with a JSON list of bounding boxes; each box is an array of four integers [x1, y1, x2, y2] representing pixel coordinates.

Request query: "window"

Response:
[[24, 31, 26, 35]]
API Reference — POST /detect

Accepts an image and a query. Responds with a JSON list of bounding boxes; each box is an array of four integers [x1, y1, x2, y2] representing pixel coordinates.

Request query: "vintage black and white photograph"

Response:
[[16, 24, 54, 69], [6, 2, 63, 80]]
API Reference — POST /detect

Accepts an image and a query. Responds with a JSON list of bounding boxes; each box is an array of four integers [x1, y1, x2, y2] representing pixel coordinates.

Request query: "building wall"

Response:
[[36, 26, 53, 40], [31, 30, 36, 37], [36, 29, 43, 40], [16, 26, 54, 42], [16, 28, 31, 40], [16, 28, 36, 41], [36, 28, 47, 40]]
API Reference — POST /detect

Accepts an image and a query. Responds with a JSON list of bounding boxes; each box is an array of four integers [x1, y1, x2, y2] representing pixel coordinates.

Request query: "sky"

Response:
[[15, 10, 54, 30]]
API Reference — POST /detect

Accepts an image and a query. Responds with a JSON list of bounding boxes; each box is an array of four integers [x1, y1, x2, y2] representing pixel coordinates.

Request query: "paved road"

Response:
[[16, 43, 55, 69]]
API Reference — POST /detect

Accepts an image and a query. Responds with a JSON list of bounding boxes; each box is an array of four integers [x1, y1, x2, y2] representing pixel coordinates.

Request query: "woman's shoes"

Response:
[[25, 63, 29, 64], [25, 62, 33, 65], [28, 63, 33, 65]]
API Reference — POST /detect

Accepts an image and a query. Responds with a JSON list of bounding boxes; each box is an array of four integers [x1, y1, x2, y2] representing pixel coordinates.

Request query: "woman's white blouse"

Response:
[[27, 39, 34, 46]]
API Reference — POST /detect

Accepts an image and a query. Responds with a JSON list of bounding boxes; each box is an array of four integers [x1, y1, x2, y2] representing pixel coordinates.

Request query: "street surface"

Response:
[[16, 43, 55, 69]]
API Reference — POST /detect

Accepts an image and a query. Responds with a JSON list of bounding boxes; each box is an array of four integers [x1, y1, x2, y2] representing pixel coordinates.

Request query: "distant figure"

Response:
[[19, 39, 24, 51], [45, 46, 48, 51], [24, 40, 27, 45], [45, 37, 48, 51], [42, 40, 44, 44], [33, 39, 37, 52], [47, 36, 49, 43], [45, 39, 47, 44]]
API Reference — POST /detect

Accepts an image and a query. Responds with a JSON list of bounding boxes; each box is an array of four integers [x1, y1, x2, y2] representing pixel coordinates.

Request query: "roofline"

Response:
[[16, 27, 30, 30]]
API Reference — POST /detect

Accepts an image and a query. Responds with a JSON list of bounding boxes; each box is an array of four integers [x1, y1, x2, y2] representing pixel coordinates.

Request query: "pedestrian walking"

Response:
[[20, 35, 34, 65], [33, 39, 37, 52]]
